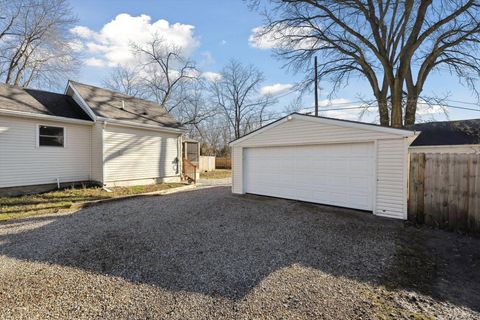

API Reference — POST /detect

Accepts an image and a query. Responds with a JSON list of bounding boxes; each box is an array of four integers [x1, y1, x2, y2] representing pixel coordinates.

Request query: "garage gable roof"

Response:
[[230, 113, 416, 146]]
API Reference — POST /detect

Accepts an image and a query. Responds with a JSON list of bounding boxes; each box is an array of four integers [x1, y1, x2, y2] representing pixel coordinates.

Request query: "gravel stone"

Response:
[[0, 186, 479, 319]]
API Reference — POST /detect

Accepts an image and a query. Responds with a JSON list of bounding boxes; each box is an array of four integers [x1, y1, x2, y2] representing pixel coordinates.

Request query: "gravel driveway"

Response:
[[0, 187, 479, 319]]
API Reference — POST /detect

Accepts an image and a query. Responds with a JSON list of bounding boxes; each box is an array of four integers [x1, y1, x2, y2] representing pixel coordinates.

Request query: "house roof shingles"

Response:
[[410, 119, 480, 146], [0, 83, 91, 121], [70, 81, 182, 129]]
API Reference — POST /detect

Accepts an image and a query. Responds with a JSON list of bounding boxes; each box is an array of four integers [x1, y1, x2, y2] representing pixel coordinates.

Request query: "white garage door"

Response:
[[244, 143, 374, 211]]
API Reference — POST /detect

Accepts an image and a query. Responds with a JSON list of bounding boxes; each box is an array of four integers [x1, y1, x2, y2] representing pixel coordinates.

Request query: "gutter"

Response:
[[97, 117, 185, 134]]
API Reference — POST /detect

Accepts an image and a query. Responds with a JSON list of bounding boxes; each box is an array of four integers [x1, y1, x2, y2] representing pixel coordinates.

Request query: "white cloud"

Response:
[[260, 83, 294, 96], [416, 102, 445, 115], [71, 14, 199, 67], [220, 40, 227, 45], [68, 40, 84, 52], [250, 25, 318, 50], [199, 51, 215, 66], [202, 71, 222, 82], [84, 57, 107, 67], [70, 26, 96, 39]]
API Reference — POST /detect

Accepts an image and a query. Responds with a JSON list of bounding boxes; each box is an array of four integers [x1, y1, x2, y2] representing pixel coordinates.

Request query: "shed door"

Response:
[[243, 143, 374, 211]]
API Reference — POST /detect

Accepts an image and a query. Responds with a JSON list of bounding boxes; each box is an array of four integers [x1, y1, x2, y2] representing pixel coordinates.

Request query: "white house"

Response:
[[0, 81, 184, 195], [230, 113, 419, 220]]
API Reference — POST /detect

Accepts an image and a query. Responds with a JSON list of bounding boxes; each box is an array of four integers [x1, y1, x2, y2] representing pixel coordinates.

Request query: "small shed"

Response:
[[230, 113, 418, 220]]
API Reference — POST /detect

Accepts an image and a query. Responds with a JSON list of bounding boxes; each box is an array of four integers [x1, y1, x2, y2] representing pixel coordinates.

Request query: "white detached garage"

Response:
[[230, 113, 418, 220]]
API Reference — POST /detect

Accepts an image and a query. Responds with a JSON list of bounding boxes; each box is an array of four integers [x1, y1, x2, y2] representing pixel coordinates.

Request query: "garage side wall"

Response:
[[232, 146, 243, 194], [375, 138, 408, 219], [103, 125, 181, 186]]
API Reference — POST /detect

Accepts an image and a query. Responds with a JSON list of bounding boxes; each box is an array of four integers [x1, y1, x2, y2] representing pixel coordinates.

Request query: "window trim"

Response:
[[36, 124, 67, 148]]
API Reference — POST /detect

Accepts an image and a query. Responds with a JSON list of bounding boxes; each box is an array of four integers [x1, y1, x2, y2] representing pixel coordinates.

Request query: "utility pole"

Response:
[[314, 56, 319, 117]]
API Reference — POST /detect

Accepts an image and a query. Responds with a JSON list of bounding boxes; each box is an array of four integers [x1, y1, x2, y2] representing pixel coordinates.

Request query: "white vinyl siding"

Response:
[[375, 139, 408, 219], [90, 122, 103, 183], [0, 115, 91, 188], [232, 146, 243, 194], [231, 117, 412, 220], [239, 118, 400, 147], [103, 125, 180, 185]]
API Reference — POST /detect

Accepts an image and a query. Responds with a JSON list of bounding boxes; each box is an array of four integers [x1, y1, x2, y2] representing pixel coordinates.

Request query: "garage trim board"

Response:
[[230, 113, 419, 220]]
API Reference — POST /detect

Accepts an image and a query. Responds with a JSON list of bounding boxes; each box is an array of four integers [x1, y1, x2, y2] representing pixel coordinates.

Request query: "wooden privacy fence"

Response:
[[199, 156, 216, 172], [409, 153, 480, 234], [215, 157, 231, 169]]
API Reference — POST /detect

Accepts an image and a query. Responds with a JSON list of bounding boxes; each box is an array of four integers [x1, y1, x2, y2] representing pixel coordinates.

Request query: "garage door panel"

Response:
[[244, 143, 374, 211]]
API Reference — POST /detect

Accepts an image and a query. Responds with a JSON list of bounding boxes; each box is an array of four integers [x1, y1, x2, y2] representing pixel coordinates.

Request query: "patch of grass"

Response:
[[0, 183, 185, 221], [200, 169, 231, 179]]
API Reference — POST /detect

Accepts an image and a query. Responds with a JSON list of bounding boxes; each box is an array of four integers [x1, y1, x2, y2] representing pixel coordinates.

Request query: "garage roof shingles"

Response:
[[70, 81, 182, 129], [0, 83, 91, 121]]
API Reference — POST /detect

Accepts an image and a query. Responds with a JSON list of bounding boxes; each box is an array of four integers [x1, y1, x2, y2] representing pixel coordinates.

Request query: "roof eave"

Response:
[[97, 117, 185, 134], [66, 81, 98, 121], [292, 113, 417, 136], [0, 109, 94, 125]]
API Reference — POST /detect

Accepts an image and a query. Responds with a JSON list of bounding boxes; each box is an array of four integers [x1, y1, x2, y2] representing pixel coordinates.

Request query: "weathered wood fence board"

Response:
[[215, 157, 231, 169], [409, 153, 480, 234]]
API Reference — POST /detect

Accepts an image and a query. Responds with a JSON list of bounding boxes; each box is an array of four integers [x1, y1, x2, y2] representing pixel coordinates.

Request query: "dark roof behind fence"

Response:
[[410, 119, 480, 146]]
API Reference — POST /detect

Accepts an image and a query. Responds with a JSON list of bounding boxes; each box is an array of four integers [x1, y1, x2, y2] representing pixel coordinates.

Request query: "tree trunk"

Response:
[[404, 92, 417, 126], [377, 97, 389, 126], [390, 79, 404, 128]]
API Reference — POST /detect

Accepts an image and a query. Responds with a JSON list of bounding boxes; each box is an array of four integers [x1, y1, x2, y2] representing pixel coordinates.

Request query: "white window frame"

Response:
[[36, 124, 67, 148]]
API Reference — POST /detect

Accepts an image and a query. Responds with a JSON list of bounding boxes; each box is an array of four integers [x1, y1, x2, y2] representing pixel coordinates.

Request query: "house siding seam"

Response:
[[102, 124, 181, 184], [0, 115, 91, 188]]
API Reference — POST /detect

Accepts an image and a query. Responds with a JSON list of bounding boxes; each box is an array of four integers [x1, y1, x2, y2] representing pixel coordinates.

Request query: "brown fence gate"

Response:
[[409, 153, 480, 234]]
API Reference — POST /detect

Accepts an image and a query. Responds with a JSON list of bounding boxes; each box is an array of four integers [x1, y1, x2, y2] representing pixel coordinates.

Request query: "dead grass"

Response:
[[200, 170, 231, 179], [0, 183, 185, 221]]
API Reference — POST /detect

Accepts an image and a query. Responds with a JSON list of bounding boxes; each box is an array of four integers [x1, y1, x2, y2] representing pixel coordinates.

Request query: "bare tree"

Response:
[[0, 0, 79, 89], [102, 66, 146, 98], [176, 78, 215, 130], [132, 35, 197, 112], [0, 1, 21, 41], [251, 0, 480, 127], [210, 60, 274, 139], [103, 35, 214, 129]]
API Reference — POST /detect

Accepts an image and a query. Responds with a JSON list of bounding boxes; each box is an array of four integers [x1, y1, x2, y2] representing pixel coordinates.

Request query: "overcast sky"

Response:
[[70, 0, 480, 122]]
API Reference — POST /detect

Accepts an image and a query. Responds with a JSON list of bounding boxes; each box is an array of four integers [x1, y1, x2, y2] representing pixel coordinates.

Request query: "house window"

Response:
[[38, 125, 64, 147]]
